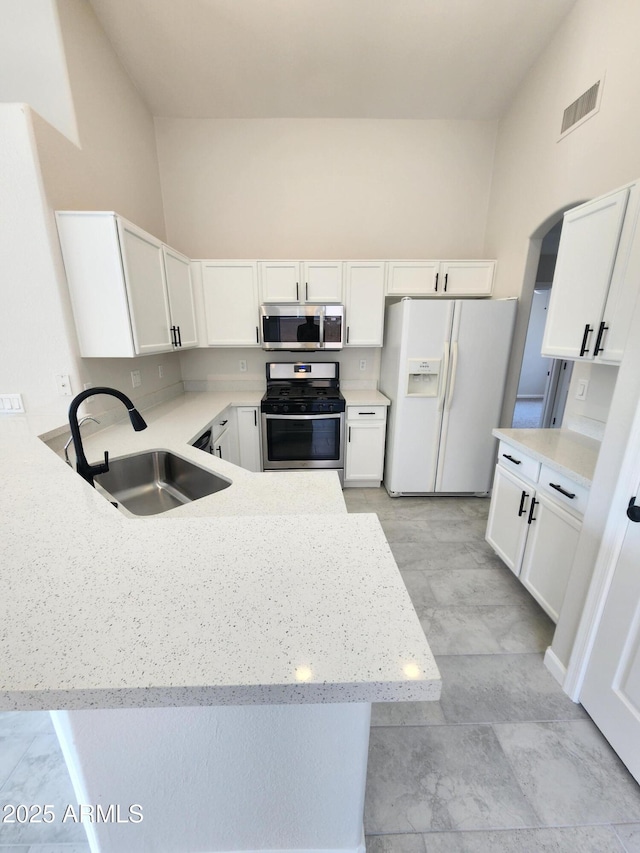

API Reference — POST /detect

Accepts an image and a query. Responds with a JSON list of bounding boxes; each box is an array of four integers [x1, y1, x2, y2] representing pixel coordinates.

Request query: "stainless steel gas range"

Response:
[[260, 362, 346, 483]]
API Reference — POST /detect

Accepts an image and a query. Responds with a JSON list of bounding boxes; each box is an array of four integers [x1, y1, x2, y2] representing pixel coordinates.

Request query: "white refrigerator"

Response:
[[380, 298, 517, 495]]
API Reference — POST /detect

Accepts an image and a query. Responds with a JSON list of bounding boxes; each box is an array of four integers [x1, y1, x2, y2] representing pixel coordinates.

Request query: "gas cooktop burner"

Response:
[[261, 362, 345, 414]]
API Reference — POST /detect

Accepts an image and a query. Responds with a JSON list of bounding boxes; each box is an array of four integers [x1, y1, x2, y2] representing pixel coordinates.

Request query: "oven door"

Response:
[[261, 412, 345, 470]]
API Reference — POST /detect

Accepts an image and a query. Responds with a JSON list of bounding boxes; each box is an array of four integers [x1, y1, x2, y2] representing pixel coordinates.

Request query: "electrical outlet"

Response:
[[359, 359, 367, 371], [55, 374, 72, 396], [239, 360, 247, 372], [131, 370, 142, 389], [83, 382, 93, 391], [158, 365, 164, 379]]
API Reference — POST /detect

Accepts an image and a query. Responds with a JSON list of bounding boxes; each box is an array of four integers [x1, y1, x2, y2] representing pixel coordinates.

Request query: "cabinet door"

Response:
[[117, 219, 173, 355], [519, 492, 581, 623], [541, 188, 629, 360], [302, 262, 343, 302], [202, 262, 260, 346], [345, 422, 386, 482], [344, 262, 385, 346], [386, 262, 440, 296], [163, 246, 198, 349], [485, 465, 531, 576], [237, 406, 262, 472], [596, 184, 640, 363], [259, 262, 301, 302], [439, 261, 494, 296]]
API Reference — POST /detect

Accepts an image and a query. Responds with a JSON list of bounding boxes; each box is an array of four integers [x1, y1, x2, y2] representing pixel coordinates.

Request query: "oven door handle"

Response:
[[262, 413, 343, 421]]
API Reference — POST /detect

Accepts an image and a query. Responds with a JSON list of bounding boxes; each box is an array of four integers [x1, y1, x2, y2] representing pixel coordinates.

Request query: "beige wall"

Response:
[[0, 0, 182, 433], [155, 118, 497, 259], [484, 0, 640, 669], [486, 0, 640, 424]]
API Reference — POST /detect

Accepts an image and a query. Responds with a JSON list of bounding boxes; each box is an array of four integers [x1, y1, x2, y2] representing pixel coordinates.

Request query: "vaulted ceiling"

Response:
[[88, 0, 577, 119]]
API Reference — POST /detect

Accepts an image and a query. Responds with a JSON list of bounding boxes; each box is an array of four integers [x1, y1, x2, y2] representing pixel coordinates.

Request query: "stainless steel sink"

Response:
[[94, 449, 231, 516]]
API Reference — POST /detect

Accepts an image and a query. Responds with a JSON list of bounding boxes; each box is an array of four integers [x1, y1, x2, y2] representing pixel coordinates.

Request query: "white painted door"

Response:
[[302, 262, 343, 302], [344, 262, 385, 346], [163, 246, 198, 348], [581, 486, 640, 783], [117, 219, 173, 355], [439, 261, 494, 296], [202, 262, 260, 346], [485, 465, 531, 575], [541, 188, 629, 360]]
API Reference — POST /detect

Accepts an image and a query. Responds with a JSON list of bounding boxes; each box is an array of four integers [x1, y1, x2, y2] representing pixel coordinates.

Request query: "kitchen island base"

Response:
[[51, 702, 371, 852]]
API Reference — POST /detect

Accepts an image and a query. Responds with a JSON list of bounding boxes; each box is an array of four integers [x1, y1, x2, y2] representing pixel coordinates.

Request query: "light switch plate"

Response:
[[576, 378, 589, 401], [0, 393, 25, 413]]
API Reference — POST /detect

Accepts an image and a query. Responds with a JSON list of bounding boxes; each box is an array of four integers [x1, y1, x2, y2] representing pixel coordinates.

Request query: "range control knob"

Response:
[[283, 405, 289, 413], [300, 404, 307, 412]]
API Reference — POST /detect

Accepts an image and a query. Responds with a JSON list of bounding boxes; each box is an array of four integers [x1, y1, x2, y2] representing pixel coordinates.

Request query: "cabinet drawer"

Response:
[[497, 441, 540, 483], [347, 405, 387, 421], [537, 464, 589, 516]]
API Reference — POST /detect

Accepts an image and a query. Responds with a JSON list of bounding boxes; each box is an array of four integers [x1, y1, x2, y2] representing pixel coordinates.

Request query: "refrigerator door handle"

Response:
[[437, 343, 450, 412], [445, 340, 459, 412]]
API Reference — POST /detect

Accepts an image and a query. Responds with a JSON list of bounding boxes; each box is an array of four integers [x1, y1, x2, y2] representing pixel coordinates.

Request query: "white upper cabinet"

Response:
[[541, 185, 639, 363], [115, 218, 173, 355], [385, 260, 494, 297], [56, 211, 197, 357], [439, 261, 495, 296], [163, 246, 198, 349], [386, 261, 440, 296], [201, 261, 260, 347], [344, 262, 385, 346], [302, 262, 344, 302], [259, 261, 343, 303]]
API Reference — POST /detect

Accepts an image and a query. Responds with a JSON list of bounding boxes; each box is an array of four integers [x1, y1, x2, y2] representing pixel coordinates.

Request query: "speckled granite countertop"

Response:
[[0, 390, 438, 711], [493, 427, 601, 488]]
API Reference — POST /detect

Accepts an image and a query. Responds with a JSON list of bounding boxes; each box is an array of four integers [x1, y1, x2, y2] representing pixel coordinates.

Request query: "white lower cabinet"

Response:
[[210, 408, 238, 465], [486, 449, 586, 623], [344, 406, 387, 486], [518, 492, 581, 623], [237, 406, 262, 472]]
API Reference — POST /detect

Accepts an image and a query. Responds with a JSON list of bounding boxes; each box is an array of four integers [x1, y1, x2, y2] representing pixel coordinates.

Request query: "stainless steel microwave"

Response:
[[260, 304, 344, 350]]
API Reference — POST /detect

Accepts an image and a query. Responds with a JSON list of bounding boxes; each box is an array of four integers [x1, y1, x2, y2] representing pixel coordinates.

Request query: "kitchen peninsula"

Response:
[[1, 390, 440, 853]]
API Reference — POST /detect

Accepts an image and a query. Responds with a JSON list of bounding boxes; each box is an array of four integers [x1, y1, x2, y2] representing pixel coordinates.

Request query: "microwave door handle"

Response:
[[319, 306, 325, 349]]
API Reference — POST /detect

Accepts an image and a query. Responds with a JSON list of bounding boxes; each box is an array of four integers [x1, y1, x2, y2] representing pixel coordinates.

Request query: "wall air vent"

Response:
[[559, 79, 603, 140]]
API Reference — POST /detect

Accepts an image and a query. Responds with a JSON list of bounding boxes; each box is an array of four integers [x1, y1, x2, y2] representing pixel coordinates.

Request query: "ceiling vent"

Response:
[[559, 79, 603, 140]]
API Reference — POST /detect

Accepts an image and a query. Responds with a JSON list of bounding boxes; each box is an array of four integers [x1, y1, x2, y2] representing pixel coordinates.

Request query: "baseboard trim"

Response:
[[544, 646, 569, 691]]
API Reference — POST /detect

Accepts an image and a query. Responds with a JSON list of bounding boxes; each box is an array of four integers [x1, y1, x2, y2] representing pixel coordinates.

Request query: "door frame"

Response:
[[563, 292, 640, 701]]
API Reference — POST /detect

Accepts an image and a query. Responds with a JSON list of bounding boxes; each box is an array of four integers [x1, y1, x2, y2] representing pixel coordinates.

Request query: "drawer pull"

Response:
[[219, 419, 228, 426], [527, 497, 538, 525], [518, 490, 529, 517], [549, 482, 576, 499], [358, 411, 376, 415], [502, 453, 521, 465], [580, 323, 593, 357]]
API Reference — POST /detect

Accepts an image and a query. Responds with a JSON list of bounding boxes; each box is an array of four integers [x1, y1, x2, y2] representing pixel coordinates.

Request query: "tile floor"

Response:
[[1, 490, 639, 852], [345, 488, 640, 852]]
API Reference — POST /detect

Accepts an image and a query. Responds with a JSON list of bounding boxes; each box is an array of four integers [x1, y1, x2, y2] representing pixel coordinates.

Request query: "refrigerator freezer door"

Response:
[[382, 299, 453, 494], [435, 299, 517, 493]]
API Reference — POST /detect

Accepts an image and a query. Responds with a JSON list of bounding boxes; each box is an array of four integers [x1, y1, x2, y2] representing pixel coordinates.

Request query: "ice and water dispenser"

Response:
[[406, 358, 442, 396]]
